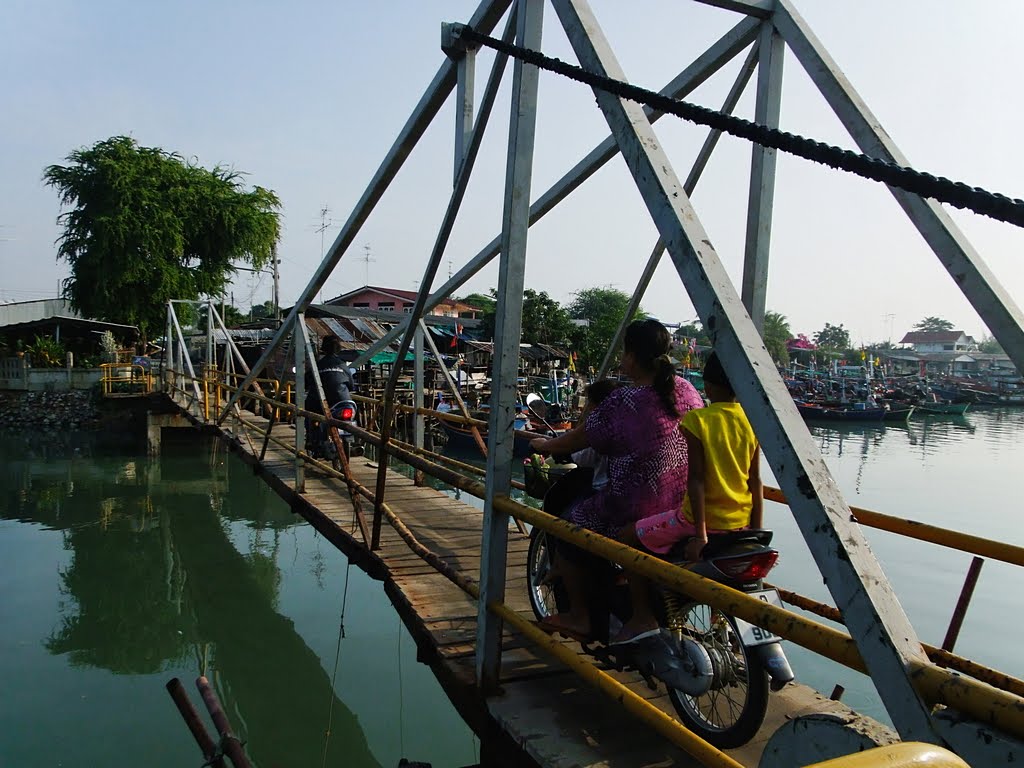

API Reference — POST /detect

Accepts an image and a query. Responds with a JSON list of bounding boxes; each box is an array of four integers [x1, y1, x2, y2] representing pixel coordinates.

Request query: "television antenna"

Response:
[[882, 312, 895, 344], [314, 206, 335, 302], [361, 244, 376, 286]]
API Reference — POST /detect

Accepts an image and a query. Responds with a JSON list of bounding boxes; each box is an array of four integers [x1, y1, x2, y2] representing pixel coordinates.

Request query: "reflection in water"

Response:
[[0, 433, 390, 767]]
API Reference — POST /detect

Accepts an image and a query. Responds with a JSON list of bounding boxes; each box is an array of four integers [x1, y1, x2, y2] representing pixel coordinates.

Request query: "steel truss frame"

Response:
[[206, 0, 1023, 750]]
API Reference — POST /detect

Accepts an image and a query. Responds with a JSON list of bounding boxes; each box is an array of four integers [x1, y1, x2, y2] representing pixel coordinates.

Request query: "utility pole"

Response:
[[272, 246, 281, 321]]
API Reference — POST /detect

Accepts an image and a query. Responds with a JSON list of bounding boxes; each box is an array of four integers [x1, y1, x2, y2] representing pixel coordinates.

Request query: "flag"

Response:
[[450, 323, 463, 349], [568, 351, 576, 373], [860, 349, 867, 361]]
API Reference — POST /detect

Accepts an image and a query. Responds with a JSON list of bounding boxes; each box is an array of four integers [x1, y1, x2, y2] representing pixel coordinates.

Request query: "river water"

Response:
[[1, 408, 1022, 764]]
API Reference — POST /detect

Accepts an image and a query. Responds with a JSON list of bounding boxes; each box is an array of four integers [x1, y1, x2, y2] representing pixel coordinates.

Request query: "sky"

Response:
[[2, 0, 1023, 346]]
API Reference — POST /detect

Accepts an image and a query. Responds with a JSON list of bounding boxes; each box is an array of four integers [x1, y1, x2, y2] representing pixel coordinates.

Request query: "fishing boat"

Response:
[[436, 394, 572, 458], [882, 404, 915, 422], [437, 412, 539, 457], [916, 401, 971, 415], [796, 402, 887, 423]]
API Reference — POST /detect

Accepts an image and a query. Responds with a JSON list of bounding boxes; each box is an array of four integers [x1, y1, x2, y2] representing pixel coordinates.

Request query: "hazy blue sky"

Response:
[[2, 1, 1022, 345]]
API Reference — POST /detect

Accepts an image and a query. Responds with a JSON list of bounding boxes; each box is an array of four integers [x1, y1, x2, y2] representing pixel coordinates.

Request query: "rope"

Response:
[[458, 25, 1024, 229], [321, 559, 352, 768]]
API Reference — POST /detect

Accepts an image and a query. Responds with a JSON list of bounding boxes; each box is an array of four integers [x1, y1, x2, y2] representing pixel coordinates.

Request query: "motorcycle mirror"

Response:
[[525, 392, 548, 419]]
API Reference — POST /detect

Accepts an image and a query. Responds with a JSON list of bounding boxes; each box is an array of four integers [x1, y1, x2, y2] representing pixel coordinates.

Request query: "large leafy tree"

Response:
[[522, 289, 573, 346], [762, 310, 791, 366], [44, 136, 281, 340], [814, 322, 851, 352], [567, 286, 644, 370], [913, 316, 955, 333]]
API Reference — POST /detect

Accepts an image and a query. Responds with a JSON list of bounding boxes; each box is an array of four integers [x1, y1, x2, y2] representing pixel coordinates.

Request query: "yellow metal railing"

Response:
[[165, 371, 1024, 747], [100, 363, 152, 397], [806, 742, 970, 767]]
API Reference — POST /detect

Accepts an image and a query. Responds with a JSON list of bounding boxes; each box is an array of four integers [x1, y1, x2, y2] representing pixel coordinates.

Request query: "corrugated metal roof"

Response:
[[322, 317, 355, 341]]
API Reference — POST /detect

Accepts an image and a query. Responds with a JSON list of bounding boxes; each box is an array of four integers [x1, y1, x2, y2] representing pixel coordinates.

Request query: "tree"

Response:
[[979, 334, 1003, 354], [762, 311, 791, 366], [913, 316, 955, 333], [44, 136, 281, 340], [813, 322, 851, 352], [249, 301, 276, 320], [459, 292, 496, 316], [566, 286, 644, 370], [521, 289, 573, 346], [673, 321, 710, 348]]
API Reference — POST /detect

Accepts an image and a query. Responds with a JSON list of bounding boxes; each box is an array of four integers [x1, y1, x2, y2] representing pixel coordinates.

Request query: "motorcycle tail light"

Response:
[[340, 407, 355, 420], [715, 550, 778, 581]]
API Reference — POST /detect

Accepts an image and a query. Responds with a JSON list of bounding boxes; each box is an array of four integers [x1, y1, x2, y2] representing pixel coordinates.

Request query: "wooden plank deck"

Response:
[[184, 402, 870, 767]]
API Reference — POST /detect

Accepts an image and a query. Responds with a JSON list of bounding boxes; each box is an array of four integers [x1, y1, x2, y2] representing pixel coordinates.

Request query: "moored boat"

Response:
[[916, 401, 970, 415], [796, 402, 886, 422]]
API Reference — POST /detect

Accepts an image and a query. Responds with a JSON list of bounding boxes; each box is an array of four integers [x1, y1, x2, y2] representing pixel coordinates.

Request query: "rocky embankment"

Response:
[[0, 390, 104, 431]]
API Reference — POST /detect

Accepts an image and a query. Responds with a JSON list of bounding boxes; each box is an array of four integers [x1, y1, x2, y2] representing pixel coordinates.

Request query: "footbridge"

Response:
[[155, 0, 1024, 765]]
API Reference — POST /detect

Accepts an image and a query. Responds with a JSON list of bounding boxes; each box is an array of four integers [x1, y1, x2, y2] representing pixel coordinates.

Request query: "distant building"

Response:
[[898, 330, 977, 354], [0, 298, 80, 326], [324, 286, 481, 319], [884, 329, 1015, 377]]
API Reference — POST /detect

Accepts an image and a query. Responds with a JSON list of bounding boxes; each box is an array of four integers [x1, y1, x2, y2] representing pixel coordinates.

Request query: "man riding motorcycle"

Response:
[[306, 336, 358, 456]]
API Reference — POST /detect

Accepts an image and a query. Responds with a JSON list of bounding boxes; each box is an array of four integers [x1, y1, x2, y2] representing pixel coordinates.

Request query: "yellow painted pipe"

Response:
[[195, 378, 1024, 739], [805, 742, 970, 767], [763, 486, 1024, 568], [491, 601, 745, 768]]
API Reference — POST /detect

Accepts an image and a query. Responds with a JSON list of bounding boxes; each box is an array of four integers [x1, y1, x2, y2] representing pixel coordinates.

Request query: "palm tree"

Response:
[[762, 311, 791, 366]]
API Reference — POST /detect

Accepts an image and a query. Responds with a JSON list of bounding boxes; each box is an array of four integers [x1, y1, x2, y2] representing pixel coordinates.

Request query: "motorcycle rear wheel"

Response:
[[667, 602, 769, 749]]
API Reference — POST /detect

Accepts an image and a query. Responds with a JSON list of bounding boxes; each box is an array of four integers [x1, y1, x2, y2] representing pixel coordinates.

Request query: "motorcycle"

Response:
[[526, 468, 794, 748], [312, 398, 361, 469]]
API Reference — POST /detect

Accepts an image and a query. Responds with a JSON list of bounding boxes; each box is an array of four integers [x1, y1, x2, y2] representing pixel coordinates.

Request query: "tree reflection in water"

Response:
[[3, 433, 381, 768]]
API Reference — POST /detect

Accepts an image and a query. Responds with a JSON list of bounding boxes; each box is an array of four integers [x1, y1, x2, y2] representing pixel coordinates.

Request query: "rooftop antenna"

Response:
[[361, 244, 376, 286], [315, 206, 332, 302], [448, 258, 453, 280]]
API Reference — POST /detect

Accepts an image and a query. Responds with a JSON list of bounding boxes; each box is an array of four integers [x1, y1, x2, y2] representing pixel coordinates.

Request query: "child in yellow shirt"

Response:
[[614, 351, 762, 644]]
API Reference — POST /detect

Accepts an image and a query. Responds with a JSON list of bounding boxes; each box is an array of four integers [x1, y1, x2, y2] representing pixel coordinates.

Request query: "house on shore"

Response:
[[886, 329, 1017, 377], [325, 286, 481, 319]]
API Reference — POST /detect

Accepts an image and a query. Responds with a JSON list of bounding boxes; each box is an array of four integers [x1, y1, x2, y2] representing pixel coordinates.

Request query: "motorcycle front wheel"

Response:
[[527, 529, 563, 620], [667, 602, 769, 749]]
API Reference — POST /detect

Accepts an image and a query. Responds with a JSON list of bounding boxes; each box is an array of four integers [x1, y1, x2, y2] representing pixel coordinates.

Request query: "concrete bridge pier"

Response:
[[147, 411, 192, 456]]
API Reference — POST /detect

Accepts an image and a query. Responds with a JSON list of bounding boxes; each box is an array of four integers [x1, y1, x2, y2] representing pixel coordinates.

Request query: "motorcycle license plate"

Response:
[[733, 588, 784, 647]]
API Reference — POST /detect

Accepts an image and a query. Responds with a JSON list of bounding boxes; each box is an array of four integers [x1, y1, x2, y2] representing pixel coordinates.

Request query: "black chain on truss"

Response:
[[459, 25, 1024, 229]]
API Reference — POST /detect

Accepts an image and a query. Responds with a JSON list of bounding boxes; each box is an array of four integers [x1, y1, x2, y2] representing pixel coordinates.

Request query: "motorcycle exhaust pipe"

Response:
[[755, 643, 795, 691]]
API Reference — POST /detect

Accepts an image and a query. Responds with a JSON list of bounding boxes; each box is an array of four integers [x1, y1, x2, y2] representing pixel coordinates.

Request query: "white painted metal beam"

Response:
[[216, 0, 513, 424], [351, 16, 761, 367], [741, 21, 784, 331], [598, 41, 760, 379], [477, 0, 543, 692], [774, 0, 1024, 374], [689, 0, 773, 18], [551, 0, 939, 742]]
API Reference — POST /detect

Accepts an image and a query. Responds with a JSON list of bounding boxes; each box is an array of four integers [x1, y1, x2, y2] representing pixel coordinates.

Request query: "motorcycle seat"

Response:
[[665, 528, 774, 563]]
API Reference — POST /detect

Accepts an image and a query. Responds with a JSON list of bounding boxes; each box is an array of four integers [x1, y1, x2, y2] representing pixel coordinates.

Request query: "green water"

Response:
[[0, 431, 477, 768], [2, 408, 1023, 763]]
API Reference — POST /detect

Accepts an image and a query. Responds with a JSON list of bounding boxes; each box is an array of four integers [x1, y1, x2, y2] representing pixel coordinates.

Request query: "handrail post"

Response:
[[294, 316, 306, 493], [941, 556, 984, 653], [413, 324, 426, 485]]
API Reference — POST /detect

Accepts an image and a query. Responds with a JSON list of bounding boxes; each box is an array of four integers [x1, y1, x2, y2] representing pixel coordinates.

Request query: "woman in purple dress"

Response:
[[529, 319, 704, 639]]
